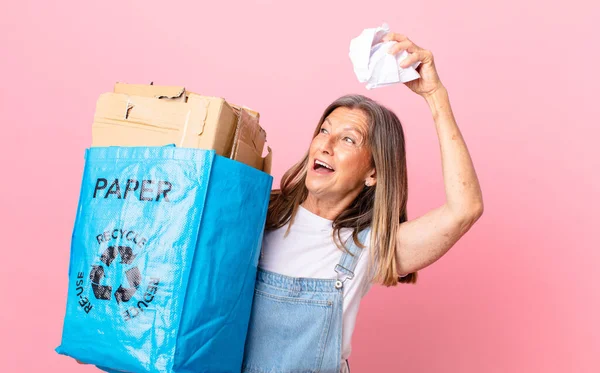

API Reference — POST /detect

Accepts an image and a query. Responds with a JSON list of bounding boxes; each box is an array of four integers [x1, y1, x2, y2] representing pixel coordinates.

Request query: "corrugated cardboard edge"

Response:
[[230, 107, 271, 174], [262, 147, 272, 174], [230, 107, 266, 156], [230, 103, 260, 120], [114, 82, 187, 102], [98, 83, 272, 172], [189, 95, 237, 155]]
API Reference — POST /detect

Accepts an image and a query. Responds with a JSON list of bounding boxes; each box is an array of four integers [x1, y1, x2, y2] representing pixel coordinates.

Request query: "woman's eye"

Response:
[[343, 137, 355, 144], [320, 128, 328, 134]]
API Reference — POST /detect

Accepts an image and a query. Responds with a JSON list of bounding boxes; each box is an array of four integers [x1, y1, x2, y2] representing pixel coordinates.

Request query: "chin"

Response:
[[306, 186, 342, 204], [305, 178, 327, 196], [304, 178, 317, 194]]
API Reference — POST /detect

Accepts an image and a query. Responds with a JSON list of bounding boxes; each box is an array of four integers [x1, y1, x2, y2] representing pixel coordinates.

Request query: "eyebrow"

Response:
[[325, 118, 365, 136]]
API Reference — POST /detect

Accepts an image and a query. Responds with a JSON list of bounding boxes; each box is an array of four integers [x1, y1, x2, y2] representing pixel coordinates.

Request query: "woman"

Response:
[[241, 32, 484, 373]]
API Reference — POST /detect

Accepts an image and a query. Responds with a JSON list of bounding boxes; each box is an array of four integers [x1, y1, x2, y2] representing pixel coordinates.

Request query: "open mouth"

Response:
[[313, 159, 335, 173]]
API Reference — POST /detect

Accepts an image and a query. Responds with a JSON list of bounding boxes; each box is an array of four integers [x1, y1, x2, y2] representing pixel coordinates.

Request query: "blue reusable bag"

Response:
[[56, 146, 272, 373]]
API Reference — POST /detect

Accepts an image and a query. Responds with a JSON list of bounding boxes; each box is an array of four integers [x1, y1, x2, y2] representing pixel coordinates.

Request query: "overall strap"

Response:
[[334, 228, 370, 288]]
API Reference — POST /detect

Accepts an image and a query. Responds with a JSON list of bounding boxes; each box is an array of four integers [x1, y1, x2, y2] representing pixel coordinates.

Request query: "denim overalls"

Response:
[[242, 229, 368, 373]]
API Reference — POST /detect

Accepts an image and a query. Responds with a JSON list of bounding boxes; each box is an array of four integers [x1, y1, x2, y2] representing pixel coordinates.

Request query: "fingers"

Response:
[[382, 32, 434, 68], [384, 33, 421, 56], [382, 32, 409, 43], [388, 40, 416, 55], [402, 49, 434, 68], [399, 50, 423, 68]]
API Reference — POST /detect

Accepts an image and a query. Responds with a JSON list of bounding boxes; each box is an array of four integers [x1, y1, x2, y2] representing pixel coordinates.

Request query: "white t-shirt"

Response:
[[259, 205, 374, 372]]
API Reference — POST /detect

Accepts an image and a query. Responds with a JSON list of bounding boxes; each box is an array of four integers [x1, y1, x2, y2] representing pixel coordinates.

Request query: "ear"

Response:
[[365, 168, 377, 187]]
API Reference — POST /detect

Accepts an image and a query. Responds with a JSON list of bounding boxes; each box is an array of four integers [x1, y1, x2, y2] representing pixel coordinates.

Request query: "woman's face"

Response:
[[305, 107, 376, 204]]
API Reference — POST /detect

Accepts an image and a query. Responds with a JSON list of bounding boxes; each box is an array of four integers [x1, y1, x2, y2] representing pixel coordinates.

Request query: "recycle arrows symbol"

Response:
[[89, 246, 141, 303]]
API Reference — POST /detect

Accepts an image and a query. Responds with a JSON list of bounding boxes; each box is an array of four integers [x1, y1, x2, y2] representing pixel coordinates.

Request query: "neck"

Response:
[[301, 191, 359, 221]]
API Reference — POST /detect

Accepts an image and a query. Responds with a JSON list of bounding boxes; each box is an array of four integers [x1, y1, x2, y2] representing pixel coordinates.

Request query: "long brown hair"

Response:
[[266, 95, 417, 286]]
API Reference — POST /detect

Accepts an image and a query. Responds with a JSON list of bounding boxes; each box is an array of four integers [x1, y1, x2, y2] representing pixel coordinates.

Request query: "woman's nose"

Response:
[[319, 136, 334, 155]]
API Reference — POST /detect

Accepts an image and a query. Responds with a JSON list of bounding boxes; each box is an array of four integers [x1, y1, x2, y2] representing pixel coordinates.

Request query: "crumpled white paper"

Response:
[[349, 23, 421, 89]]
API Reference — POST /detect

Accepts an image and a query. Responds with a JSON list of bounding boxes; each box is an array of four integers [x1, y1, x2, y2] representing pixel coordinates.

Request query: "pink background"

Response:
[[1, 0, 598, 372]]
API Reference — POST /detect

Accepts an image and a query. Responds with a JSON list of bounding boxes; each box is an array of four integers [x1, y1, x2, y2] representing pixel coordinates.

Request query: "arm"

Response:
[[384, 33, 484, 276], [396, 87, 483, 276]]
